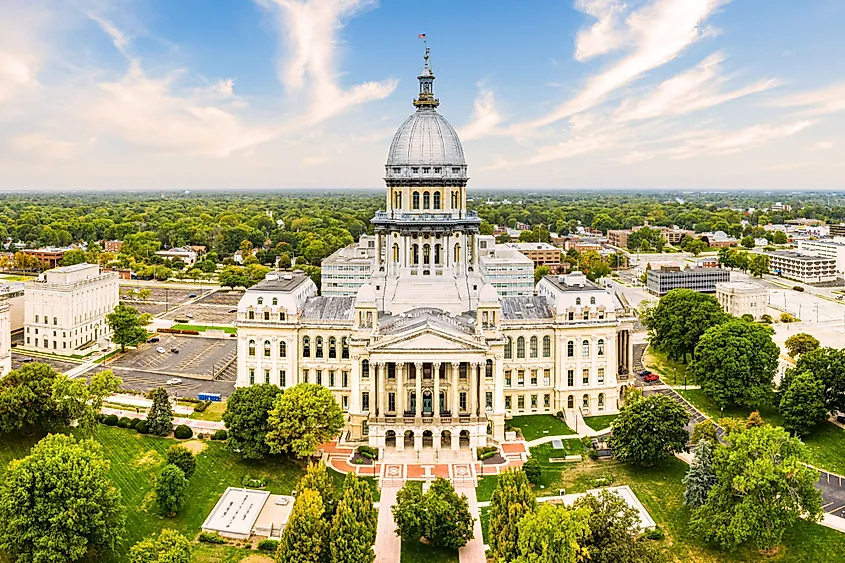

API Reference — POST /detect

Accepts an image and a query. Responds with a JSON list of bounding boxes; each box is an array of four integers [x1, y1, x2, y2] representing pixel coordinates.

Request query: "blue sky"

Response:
[[1, 0, 844, 190]]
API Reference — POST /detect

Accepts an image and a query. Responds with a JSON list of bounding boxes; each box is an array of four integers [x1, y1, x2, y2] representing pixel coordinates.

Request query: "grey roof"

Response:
[[386, 109, 465, 167], [248, 272, 310, 292], [763, 251, 837, 262], [300, 297, 356, 321], [501, 296, 554, 320], [542, 275, 604, 292], [379, 307, 476, 336]]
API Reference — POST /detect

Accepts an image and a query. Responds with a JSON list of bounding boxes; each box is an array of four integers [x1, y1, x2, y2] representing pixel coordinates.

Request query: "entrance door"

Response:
[[422, 391, 433, 414], [439, 391, 446, 415], [409, 392, 416, 414]]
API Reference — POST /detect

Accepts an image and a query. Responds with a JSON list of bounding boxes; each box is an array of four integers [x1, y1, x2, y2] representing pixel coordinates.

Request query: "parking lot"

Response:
[[89, 364, 236, 398], [108, 333, 235, 379], [119, 285, 212, 316], [817, 469, 845, 519], [161, 303, 237, 324], [11, 350, 80, 373]]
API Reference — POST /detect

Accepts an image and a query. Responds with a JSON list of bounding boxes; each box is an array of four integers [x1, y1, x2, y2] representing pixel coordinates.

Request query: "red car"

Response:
[[643, 373, 660, 383]]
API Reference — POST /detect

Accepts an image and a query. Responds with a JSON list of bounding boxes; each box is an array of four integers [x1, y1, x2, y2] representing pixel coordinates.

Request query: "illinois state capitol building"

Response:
[[236, 49, 636, 451]]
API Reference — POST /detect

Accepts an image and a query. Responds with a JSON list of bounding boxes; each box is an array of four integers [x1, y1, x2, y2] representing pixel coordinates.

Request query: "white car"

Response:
[[166, 378, 183, 385], [186, 313, 194, 319], [156, 347, 166, 354]]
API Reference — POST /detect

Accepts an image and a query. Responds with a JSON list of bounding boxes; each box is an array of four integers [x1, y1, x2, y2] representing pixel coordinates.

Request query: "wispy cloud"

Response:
[[460, 85, 503, 140], [666, 120, 815, 159], [771, 82, 845, 116]]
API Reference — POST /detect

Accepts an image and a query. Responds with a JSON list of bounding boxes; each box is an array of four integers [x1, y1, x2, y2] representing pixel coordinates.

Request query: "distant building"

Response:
[[21, 247, 73, 269], [102, 240, 123, 253], [770, 202, 792, 212], [505, 242, 561, 268], [0, 282, 24, 331], [830, 224, 845, 238], [478, 243, 535, 296], [646, 266, 730, 296], [798, 239, 845, 274], [698, 231, 739, 248], [155, 247, 198, 266], [763, 251, 838, 284], [716, 282, 767, 320], [660, 227, 695, 245], [23, 263, 118, 355], [607, 230, 631, 248], [321, 235, 377, 297]]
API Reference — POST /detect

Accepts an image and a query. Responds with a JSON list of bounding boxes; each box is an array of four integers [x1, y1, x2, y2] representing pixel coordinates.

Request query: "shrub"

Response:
[[241, 474, 267, 488], [193, 400, 212, 413], [198, 532, 227, 544], [96, 413, 105, 423], [580, 436, 593, 449], [212, 429, 228, 441], [555, 411, 564, 419], [792, 285, 805, 292], [781, 312, 796, 323], [761, 314, 773, 324], [173, 424, 193, 439], [587, 449, 599, 461], [357, 445, 379, 460], [476, 446, 498, 460], [644, 526, 665, 540], [523, 457, 541, 484], [117, 417, 131, 428], [103, 414, 118, 426], [353, 458, 363, 464], [479, 450, 498, 461], [129, 418, 141, 429], [135, 420, 149, 434], [257, 539, 279, 552]]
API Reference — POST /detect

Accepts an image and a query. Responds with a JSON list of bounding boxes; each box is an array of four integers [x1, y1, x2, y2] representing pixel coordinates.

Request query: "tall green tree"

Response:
[[784, 347, 845, 416], [265, 383, 344, 458], [608, 394, 689, 466], [488, 468, 537, 563], [0, 434, 124, 563], [0, 362, 62, 432], [298, 462, 338, 519], [155, 464, 188, 517], [392, 478, 474, 549], [779, 372, 827, 437], [683, 439, 717, 509], [783, 333, 820, 358], [105, 303, 148, 352], [691, 425, 822, 552], [60, 249, 86, 266], [329, 474, 377, 563], [276, 490, 328, 563], [128, 529, 191, 563], [690, 319, 779, 409], [643, 289, 727, 362], [165, 444, 196, 480], [514, 503, 590, 563], [748, 253, 770, 277], [146, 387, 173, 436], [222, 383, 283, 460]]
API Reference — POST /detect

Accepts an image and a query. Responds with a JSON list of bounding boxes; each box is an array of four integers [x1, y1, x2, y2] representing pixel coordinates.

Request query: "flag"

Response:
[[418, 33, 426, 39]]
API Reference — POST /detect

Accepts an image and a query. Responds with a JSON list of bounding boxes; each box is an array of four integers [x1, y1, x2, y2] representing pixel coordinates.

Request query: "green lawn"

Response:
[[172, 324, 237, 334], [642, 347, 693, 385], [400, 539, 459, 563], [192, 544, 273, 562], [583, 414, 618, 432], [508, 415, 575, 441], [188, 401, 226, 422]]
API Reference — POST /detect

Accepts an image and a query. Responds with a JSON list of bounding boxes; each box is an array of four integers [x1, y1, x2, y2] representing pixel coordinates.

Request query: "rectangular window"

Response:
[[249, 368, 255, 385], [567, 369, 574, 387], [598, 368, 605, 385], [517, 370, 524, 387], [302, 369, 309, 384], [517, 395, 525, 410], [460, 392, 467, 411], [362, 392, 370, 411], [583, 369, 589, 385], [388, 363, 395, 380], [544, 369, 551, 386], [505, 370, 511, 387], [264, 311, 270, 321], [486, 392, 493, 411], [342, 371, 349, 388], [316, 370, 322, 385], [264, 369, 270, 384], [544, 394, 550, 408], [329, 370, 335, 388], [342, 395, 348, 412], [280, 370, 286, 387], [505, 396, 512, 410], [530, 369, 538, 385], [35, 315, 39, 323], [460, 363, 467, 379], [388, 392, 396, 412], [531, 395, 537, 409]]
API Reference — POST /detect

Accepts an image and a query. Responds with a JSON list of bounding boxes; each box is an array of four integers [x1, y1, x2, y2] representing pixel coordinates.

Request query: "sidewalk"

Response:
[[374, 484, 402, 563], [457, 485, 486, 563], [100, 406, 224, 431]]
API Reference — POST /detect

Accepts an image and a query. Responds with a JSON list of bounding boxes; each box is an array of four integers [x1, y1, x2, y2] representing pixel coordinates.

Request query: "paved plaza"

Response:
[[108, 334, 236, 379]]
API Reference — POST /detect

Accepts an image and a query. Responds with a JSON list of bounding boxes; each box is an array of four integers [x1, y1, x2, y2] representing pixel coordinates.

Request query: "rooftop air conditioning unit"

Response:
[[283, 275, 293, 280]]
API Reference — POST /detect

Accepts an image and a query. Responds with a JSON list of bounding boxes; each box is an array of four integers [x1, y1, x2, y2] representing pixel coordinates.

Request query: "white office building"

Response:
[[23, 263, 119, 355], [797, 239, 845, 274], [0, 302, 10, 376], [715, 282, 767, 320], [763, 251, 838, 284]]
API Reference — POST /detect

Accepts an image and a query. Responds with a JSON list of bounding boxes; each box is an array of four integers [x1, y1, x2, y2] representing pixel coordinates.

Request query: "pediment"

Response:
[[371, 327, 485, 353]]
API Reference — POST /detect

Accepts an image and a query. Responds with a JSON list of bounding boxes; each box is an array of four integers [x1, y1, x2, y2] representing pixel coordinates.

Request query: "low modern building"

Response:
[[321, 235, 377, 297], [699, 231, 739, 248], [763, 251, 838, 284], [660, 227, 695, 245], [505, 242, 561, 268], [477, 244, 535, 296], [715, 281, 767, 320], [154, 247, 198, 266], [21, 247, 73, 269], [102, 240, 123, 253], [797, 239, 845, 274], [201, 487, 293, 539], [831, 224, 845, 238], [23, 263, 119, 354], [646, 266, 730, 296]]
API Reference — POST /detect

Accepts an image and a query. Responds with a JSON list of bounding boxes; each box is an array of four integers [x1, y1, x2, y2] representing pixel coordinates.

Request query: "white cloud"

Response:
[[460, 86, 503, 140], [666, 120, 815, 159], [10, 133, 77, 160], [772, 82, 845, 116], [573, 0, 628, 61], [813, 140, 834, 151]]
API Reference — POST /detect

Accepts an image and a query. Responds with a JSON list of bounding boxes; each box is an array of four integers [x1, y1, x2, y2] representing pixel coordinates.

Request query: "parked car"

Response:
[[148, 337, 160, 343], [156, 347, 166, 354], [228, 308, 237, 313], [188, 293, 197, 298], [643, 373, 660, 383], [638, 369, 652, 377], [171, 348, 179, 354], [186, 313, 194, 319], [837, 414, 845, 424], [166, 378, 182, 385], [21, 357, 34, 363]]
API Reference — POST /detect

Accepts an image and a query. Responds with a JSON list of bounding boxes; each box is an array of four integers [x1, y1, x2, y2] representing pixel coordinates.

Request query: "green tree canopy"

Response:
[[683, 439, 717, 509], [222, 383, 283, 460], [265, 383, 344, 458], [392, 478, 475, 550], [155, 464, 188, 517], [60, 249, 86, 266], [298, 462, 338, 519], [779, 372, 827, 437], [106, 303, 148, 352], [514, 503, 590, 563], [128, 529, 191, 563], [644, 289, 727, 362], [748, 253, 770, 277], [691, 319, 779, 409], [165, 444, 196, 480], [783, 333, 820, 358], [146, 387, 173, 437], [0, 434, 124, 563], [329, 473, 377, 563], [276, 489, 328, 563], [608, 394, 689, 466], [785, 347, 845, 415]]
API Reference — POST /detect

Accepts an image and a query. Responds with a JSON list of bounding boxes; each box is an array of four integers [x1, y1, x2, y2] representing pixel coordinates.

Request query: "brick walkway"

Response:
[[374, 484, 402, 563], [457, 485, 486, 563]]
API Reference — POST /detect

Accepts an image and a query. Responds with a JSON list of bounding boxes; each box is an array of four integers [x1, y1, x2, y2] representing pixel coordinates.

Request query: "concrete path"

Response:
[[374, 484, 402, 563], [457, 485, 486, 563], [100, 406, 224, 431]]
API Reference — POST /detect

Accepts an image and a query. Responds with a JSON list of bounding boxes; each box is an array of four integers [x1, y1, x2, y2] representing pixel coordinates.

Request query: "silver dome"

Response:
[[386, 109, 466, 167]]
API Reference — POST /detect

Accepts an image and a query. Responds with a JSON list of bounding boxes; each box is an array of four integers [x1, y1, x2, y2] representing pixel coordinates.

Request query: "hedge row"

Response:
[[157, 328, 201, 335]]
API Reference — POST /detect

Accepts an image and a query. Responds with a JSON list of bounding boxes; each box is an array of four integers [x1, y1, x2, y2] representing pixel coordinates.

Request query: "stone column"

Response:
[[476, 362, 482, 416], [415, 362, 423, 417], [469, 362, 478, 417], [376, 232, 382, 269], [433, 362, 441, 417], [627, 330, 634, 375], [451, 362, 460, 415], [351, 355, 361, 414], [397, 362, 404, 415], [373, 363, 379, 418]]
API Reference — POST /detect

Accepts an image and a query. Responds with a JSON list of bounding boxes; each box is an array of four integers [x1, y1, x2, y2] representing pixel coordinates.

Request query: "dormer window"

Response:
[[412, 167, 419, 174], [590, 297, 596, 305], [452, 167, 460, 173], [422, 167, 430, 174], [257, 297, 263, 305], [272, 297, 278, 306], [393, 167, 401, 173], [434, 167, 441, 173], [576, 297, 581, 305]]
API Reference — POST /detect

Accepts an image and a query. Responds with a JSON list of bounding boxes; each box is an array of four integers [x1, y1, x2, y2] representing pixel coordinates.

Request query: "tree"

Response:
[[608, 394, 689, 466], [780, 311, 796, 323], [393, 478, 474, 549], [513, 503, 589, 563], [60, 249, 86, 266], [784, 333, 820, 358], [785, 347, 845, 416], [276, 489, 328, 563], [222, 383, 283, 460], [685, 238, 708, 256], [488, 469, 537, 563], [534, 265, 550, 284], [643, 289, 727, 362], [773, 231, 788, 244], [523, 456, 541, 484], [572, 489, 663, 563], [106, 303, 148, 351], [0, 434, 124, 563], [128, 529, 191, 563], [0, 362, 62, 432], [691, 425, 822, 552], [329, 473, 377, 563], [146, 387, 173, 436], [591, 213, 617, 233], [165, 444, 196, 479], [683, 439, 717, 509], [691, 419, 718, 445], [265, 383, 344, 458], [218, 265, 249, 289], [392, 480, 424, 543], [741, 236, 755, 249], [298, 462, 338, 519], [779, 372, 827, 436], [155, 464, 188, 517], [748, 253, 770, 278]]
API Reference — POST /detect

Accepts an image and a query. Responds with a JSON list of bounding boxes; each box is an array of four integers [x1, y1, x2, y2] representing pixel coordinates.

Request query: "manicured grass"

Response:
[[508, 414, 575, 441], [642, 347, 693, 385], [400, 539, 459, 563], [678, 389, 783, 425], [193, 544, 272, 562], [172, 324, 237, 334], [479, 507, 489, 545], [189, 401, 226, 422], [583, 414, 618, 432]]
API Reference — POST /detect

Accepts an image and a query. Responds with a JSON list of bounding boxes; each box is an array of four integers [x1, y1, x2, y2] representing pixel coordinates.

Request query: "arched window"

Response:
[[362, 360, 370, 378], [529, 336, 538, 358], [454, 243, 461, 262], [329, 337, 337, 359], [543, 336, 551, 357], [486, 359, 493, 378], [393, 243, 399, 262], [257, 297, 263, 305], [412, 244, 419, 265], [590, 297, 596, 305], [504, 337, 513, 359], [272, 297, 278, 306], [582, 339, 590, 357], [598, 393, 605, 408], [316, 336, 324, 358], [567, 340, 574, 357], [342, 337, 349, 359], [583, 394, 590, 408], [248, 339, 256, 356], [423, 244, 430, 265], [575, 297, 581, 306], [567, 395, 574, 409], [433, 192, 441, 209], [598, 339, 605, 356], [279, 341, 287, 357], [264, 340, 271, 357], [434, 244, 441, 265], [413, 191, 420, 209], [517, 336, 526, 359], [423, 191, 430, 209], [302, 336, 310, 357]]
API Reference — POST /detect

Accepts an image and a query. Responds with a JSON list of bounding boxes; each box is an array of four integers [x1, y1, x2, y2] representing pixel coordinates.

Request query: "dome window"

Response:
[[412, 167, 419, 174], [423, 167, 430, 174], [452, 167, 460, 173], [393, 167, 401, 173], [434, 167, 441, 173]]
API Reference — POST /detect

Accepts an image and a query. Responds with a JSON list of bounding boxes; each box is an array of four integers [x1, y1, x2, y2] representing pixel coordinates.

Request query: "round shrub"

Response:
[[212, 429, 228, 441], [135, 420, 149, 434], [644, 526, 665, 540], [103, 414, 118, 426], [117, 417, 131, 428], [257, 539, 279, 552], [173, 424, 193, 440], [129, 418, 141, 429], [523, 456, 541, 485]]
